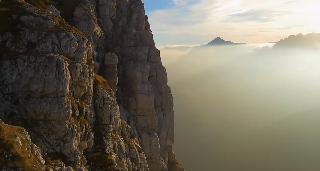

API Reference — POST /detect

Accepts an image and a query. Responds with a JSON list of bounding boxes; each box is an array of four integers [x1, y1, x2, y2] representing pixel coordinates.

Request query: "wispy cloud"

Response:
[[164, 45, 201, 51], [172, 0, 198, 5], [224, 9, 290, 23]]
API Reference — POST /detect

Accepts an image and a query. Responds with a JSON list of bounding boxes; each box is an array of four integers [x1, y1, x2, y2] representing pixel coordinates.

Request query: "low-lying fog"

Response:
[[161, 44, 320, 171]]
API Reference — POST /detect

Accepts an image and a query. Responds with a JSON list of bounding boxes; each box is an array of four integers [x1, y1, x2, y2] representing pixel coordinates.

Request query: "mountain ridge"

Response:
[[274, 33, 320, 49]]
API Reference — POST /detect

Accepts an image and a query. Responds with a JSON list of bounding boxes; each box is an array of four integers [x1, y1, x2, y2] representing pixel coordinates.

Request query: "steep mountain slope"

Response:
[[0, 0, 184, 170]]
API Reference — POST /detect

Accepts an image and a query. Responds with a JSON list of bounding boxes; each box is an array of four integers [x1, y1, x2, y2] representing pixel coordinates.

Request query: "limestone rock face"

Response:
[[0, 0, 184, 170]]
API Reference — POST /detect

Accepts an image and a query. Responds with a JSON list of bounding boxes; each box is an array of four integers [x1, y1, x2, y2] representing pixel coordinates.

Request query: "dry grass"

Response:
[[120, 120, 127, 129], [0, 120, 42, 170], [24, 0, 50, 9], [49, 14, 86, 38], [125, 138, 137, 149], [92, 154, 116, 167], [25, 0, 81, 20], [94, 75, 113, 94], [23, 0, 86, 38], [69, 116, 89, 130]]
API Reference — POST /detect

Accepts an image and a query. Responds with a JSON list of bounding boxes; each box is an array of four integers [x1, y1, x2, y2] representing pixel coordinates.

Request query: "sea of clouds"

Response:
[[161, 44, 320, 171]]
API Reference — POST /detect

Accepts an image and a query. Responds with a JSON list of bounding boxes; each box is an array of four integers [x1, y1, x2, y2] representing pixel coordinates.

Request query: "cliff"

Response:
[[0, 0, 184, 170]]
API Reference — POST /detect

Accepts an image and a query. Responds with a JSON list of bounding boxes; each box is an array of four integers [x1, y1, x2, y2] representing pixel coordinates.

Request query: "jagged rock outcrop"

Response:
[[0, 0, 184, 170]]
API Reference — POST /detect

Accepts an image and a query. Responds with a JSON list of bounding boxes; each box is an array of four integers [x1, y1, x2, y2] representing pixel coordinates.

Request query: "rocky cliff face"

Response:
[[0, 0, 184, 170]]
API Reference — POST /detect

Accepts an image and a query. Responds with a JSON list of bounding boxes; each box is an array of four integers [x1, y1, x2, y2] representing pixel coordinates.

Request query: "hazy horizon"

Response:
[[159, 42, 276, 66], [162, 44, 320, 171]]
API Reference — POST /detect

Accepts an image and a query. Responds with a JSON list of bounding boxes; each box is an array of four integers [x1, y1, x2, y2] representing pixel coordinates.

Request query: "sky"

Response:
[[143, 0, 320, 46]]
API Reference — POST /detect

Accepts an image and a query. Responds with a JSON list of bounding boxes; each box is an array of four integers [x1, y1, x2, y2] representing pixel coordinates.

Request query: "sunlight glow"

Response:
[[299, 3, 320, 33], [215, 0, 242, 11], [148, 0, 320, 45]]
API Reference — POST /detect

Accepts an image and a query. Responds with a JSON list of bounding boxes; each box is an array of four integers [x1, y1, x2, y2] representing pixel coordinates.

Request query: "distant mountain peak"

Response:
[[207, 37, 245, 46]]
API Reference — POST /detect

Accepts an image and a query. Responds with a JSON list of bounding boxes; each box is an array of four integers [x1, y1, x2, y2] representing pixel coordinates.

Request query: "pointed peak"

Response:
[[214, 37, 223, 40], [206, 37, 245, 46]]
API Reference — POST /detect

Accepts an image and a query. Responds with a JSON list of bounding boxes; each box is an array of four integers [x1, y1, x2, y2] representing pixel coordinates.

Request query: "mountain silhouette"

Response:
[[274, 33, 320, 49], [206, 37, 246, 46]]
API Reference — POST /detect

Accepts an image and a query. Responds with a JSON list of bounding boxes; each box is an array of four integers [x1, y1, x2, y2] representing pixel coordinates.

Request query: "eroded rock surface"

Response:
[[0, 0, 184, 170]]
